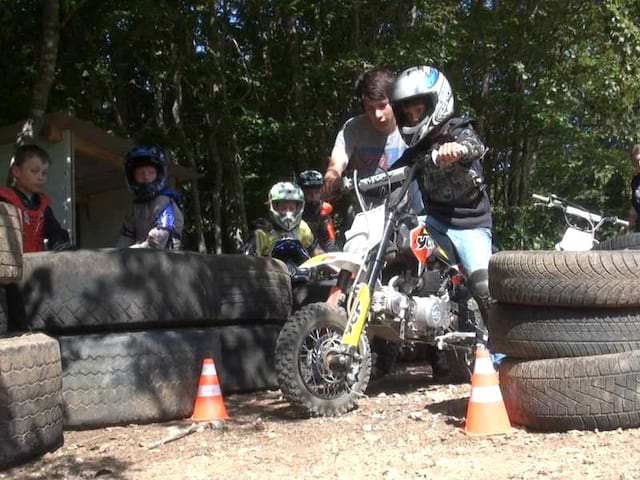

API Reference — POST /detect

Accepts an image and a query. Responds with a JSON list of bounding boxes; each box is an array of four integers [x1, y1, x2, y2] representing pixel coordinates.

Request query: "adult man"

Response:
[[323, 67, 422, 213]]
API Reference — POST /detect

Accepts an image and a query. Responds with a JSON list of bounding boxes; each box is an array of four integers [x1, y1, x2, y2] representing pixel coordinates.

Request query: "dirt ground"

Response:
[[3, 364, 640, 480]]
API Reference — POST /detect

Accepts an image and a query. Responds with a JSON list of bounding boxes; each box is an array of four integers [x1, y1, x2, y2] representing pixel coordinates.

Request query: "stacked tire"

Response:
[[488, 248, 640, 432], [5, 249, 292, 431], [0, 204, 65, 469]]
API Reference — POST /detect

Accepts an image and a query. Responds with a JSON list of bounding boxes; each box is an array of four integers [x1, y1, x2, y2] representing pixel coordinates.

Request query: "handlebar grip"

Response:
[[615, 218, 630, 228], [532, 193, 549, 202]]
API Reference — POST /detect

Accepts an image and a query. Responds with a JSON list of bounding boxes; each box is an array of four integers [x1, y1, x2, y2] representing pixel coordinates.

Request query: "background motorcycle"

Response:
[[532, 193, 628, 251]]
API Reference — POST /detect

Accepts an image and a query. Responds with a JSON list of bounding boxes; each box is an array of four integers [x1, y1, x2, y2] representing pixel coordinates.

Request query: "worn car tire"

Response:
[[216, 324, 282, 393], [0, 203, 23, 285], [200, 255, 292, 321], [0, 334, 63, 469], [489, 303, 640, 359], [58, 324, 281, 429], [489, 250, 640, 307], [499, 352, 640, 432], [594, 233, 640, 251], [0, 288, 8, 334], [10, 250, 291, 332], [58, 329, 222, 429]]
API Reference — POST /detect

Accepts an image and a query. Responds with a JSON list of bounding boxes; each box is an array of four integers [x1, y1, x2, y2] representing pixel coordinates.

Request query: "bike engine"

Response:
[[371, 278, 453, 341]]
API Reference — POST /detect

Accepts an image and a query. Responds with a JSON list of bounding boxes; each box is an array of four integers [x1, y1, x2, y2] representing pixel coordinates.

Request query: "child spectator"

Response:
[[244, 181, 318, 257], [0, 144, 70, 252], [117, 146, 183, 249], [297, 170, 337, 252]]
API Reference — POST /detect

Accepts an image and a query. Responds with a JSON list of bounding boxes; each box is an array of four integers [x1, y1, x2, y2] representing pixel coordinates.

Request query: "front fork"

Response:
[[333, 207, 398, 366]]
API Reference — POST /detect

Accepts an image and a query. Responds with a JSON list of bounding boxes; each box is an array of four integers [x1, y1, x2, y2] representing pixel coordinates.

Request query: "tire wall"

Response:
[[489, 249, 640, 432], [10, 251, 291, 332]]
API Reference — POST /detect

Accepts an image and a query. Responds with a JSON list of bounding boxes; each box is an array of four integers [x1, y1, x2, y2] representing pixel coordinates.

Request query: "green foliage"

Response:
[[3, 0, 640, 251]]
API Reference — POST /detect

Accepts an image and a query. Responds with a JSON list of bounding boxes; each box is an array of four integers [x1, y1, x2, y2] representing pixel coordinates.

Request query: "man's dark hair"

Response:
[[355, 67, 395, 106]]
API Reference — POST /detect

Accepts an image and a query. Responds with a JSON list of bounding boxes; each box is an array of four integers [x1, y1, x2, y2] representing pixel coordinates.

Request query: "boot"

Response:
[[466, 268, 491, 343], [425, 345, 449, 380]]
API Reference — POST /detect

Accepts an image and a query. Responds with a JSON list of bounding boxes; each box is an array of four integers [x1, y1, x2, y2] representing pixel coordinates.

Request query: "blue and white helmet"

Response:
[[124, 145, 168, 201], [391, 66, 454, 147]]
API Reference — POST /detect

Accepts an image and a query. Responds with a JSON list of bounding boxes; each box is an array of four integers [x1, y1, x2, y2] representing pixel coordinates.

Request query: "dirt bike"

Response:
[[275, 149, 487, 417], [532, 193, 628, 251]]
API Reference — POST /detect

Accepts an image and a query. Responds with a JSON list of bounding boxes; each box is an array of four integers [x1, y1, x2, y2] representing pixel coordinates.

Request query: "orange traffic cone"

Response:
[[464, 344, 511, 436], [192, 358, 229, 422]]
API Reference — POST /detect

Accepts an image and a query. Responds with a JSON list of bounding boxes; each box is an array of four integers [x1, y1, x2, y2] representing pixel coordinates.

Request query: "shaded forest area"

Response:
[[2, 0, 640, 252]]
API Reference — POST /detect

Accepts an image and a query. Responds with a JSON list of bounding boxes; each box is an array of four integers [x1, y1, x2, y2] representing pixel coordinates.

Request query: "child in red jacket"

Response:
[[0, 144, 70, 252]]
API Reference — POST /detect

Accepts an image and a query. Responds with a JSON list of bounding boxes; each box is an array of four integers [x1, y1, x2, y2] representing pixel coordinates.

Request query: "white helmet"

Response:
[[268, 182, 305, 232], [391, 66, 454, 147]]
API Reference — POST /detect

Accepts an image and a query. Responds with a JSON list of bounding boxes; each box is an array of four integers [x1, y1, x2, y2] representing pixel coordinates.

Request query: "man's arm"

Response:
[[322, 122, 353, 199]]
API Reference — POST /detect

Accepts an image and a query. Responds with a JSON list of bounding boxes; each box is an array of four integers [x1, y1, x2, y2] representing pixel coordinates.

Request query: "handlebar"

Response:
[[532, 193, 629, 228], [342, 166, 409, 193], [342, 145, 471, 193]]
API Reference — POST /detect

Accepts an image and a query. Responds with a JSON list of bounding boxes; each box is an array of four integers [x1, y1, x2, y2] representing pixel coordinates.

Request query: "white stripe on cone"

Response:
[[473, 356, 495, 375], [198, 384, 222, 397], [201, 363, 217, 376], [469, 385, 503, 404]]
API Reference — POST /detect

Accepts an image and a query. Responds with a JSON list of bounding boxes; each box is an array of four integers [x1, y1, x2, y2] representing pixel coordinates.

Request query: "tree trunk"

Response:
[[283, 9, 305, 173], [205, 116, 223, 254], [19, 0, 60, 144], [314, 4, 325, 63], [153, 82, 167, 134], [171, 65, 207, 253], [352, 1, 360, 50], [208, 0, 247, 252], [223, 133, 248, 252]]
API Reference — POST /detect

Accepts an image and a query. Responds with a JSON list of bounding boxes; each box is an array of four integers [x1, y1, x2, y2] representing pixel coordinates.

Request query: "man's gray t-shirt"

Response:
[[333, 114, 423, 211], [334, 114, 406, 174]]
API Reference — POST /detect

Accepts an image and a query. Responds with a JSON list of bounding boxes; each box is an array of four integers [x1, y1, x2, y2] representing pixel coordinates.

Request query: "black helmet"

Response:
[[297, 170, 324, 189], [124, 145, 168, 201]]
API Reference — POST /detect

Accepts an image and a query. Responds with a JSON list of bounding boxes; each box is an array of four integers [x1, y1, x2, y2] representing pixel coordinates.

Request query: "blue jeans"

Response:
[[419, 215, 492, 275]]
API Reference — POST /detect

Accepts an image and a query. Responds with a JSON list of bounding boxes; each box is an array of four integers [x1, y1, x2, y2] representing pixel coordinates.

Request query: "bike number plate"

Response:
[[410, 226, 435, 265], [342, 283, 371, 347]]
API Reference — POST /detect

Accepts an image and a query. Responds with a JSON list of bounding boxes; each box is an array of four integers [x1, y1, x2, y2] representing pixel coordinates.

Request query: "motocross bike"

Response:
[[275, 149, 487, 417], [532, 193, 628, 251]]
